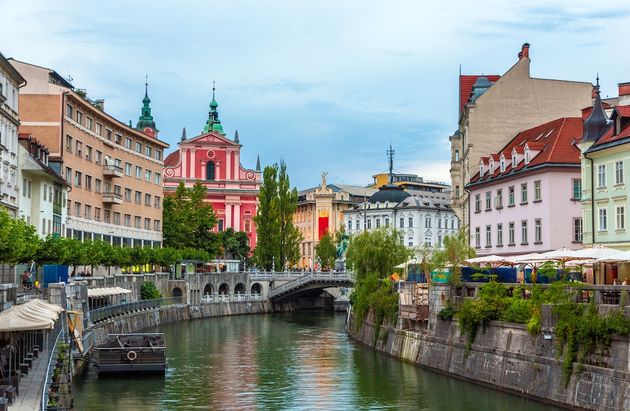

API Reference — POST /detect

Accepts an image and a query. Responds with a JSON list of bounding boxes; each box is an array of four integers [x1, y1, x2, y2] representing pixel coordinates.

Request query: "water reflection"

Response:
[[74, 312, 562, 411]]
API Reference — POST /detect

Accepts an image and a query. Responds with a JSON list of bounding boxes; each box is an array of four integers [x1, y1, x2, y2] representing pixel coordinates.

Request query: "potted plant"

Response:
[[52, 368, 61, 383], [47, 397, 60, 411]]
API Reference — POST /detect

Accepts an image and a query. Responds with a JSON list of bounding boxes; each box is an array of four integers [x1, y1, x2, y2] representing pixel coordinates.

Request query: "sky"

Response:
[[2, 1, 630, 189]]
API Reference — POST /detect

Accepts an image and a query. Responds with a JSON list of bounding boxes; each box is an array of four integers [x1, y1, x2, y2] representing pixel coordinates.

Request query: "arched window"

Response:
[[206, 161, 215, 181]]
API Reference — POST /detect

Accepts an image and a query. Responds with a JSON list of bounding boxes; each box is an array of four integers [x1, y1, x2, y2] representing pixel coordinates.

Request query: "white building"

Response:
[[343, 184, 459, 249], [0, 52, 26, 216], [17, 134, 69, 237]]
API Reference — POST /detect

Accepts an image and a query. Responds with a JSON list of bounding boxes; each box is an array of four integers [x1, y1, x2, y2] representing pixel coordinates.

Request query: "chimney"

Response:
[[518, 51, 523, 59], [94, 99, 105, 111], [619, 82, 630, 105], [521, 43, 530, 59]]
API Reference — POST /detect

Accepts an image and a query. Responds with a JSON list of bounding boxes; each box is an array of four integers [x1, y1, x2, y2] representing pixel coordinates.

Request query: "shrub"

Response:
[[140, 281, 162, 300], [437, 306, 456, 321]]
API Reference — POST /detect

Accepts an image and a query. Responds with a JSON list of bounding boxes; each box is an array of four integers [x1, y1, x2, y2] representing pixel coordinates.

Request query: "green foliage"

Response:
[[219, 228, 250, 260], [554, 303, 630, 386], [140, 281, 162, 300], [431, 227, 475, 285], [437, 306, 456, 321], [350, 273, 399, 342], [163, 181, 220, 257], [315, 232, 336, 269], [253, 162, 301, 270], [0, 209, 39, 264], [345, 228, 410, 280]]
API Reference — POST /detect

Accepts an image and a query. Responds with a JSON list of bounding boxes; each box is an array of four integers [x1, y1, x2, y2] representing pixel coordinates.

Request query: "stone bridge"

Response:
[[269, 271, 355, 302]]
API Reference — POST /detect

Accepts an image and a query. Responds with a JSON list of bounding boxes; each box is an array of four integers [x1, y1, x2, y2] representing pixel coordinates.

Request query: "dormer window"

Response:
[[525, 150, 530, 164], [512, 154, 517, 167], [480, 164, 485, 176]]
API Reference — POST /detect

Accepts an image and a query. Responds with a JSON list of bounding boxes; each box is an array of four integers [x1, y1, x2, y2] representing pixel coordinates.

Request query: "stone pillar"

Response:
[[427, 284, 451, 333], [48, 283, 67, 309]]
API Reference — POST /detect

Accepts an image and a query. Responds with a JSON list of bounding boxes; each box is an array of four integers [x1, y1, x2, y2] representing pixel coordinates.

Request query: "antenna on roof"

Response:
[[386, 144, 395, 184]]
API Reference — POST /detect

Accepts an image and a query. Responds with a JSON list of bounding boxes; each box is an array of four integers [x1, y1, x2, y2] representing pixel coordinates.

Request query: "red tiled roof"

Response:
[[513, 146, 524, 154], [582, 102, 613, 119], [163, 150, 180, 167], [480, 156, 489, 163], [614, 106, 630, 118], [459, 74, 501, 115], [490, 153, 499, 161], [469, 117, 583, 185], [591, 105, 630, 148]]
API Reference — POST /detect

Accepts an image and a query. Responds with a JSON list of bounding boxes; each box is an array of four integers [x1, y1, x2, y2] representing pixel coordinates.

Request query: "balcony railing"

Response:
[[102, 191, 122, 204], [102, 163, 123, 177]]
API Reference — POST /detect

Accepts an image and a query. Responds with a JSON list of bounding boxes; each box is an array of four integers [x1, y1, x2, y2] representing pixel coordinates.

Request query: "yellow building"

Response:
[[371, 172, 449, 192], [294, 173, 375, 268]]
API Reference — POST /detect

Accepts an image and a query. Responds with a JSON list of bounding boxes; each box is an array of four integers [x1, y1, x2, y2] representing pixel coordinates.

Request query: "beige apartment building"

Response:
[[10, 59, 169, 247], [450, 43, 592, 230]]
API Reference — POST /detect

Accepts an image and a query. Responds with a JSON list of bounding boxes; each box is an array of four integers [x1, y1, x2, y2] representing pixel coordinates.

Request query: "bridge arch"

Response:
[[234, 283, 246, 295], [172, 287, 183, 299], [250, 283, 262, 295], [203, 283, 214, 296], [219, 283, 229, 295]]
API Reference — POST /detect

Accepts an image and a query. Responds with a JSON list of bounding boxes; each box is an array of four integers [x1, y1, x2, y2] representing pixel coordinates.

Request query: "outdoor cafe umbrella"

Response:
[[595, 249, 630, 263], [394, 258, 419, 269], [465, 255, 514, 267]]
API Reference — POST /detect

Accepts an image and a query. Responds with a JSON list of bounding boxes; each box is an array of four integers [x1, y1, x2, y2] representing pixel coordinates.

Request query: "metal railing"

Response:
[[88, 297, 182, 325], [200, 293, 263, 303], [270, 271, 354, 298], [41, 323, 68, 411]]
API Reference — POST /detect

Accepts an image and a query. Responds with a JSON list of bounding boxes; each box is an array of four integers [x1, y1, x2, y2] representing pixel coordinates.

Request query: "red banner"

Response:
[[318, 216, 329, 239]]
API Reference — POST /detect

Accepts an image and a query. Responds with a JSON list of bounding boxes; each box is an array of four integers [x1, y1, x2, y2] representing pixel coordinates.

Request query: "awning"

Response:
[[0, 299, 65, 332], [87, 287, 132, 298]]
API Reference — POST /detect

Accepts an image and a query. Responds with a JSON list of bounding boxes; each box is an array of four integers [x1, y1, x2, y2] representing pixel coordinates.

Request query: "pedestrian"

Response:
[[34, 279, 40, 294], [22, 271, 30, 289]]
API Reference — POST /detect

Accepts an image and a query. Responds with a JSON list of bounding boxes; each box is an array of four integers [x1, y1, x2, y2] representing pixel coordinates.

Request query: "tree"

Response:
[[140, 281, 162, 300], [315, 233, 336, 270], [0, 209, 40, 265], [219, 228, 250, 260], [345, 228, 410, 281], [163, 181, 220, 257], [431, 227, 476, 284], [253, 162, 302, 270]]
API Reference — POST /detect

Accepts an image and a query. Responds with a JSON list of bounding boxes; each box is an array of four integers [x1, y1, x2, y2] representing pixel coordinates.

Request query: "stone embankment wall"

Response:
[[87, 301, 273, 346], [347, 310, 630, 411]]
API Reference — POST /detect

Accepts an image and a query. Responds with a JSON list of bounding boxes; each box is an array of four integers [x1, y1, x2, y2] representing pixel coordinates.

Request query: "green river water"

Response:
[[73, 312, 563, 410]]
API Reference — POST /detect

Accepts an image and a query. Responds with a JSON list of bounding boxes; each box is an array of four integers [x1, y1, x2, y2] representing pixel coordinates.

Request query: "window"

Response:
[[535, 219, 542, 243], [508, 186, 515, 206], [95, 207, 101, 221], [124, 188, 132, 202], [106, 129, 112, 141], [455, 185, 460, 196], [104, 209, 111, 224], [534, 180, 541, 201], [86, 117, 93, 130], [206, 161, 215, 181], [27, 181, 31, 198], [616, 205, 625, 230], [85, 145, 93, 161], [496, 189, 503, 208], [65, 135, 73, 152], [475, 194, 481, 212], [485, 191, 491, 210], [474, 227, 481, 248], [135, 166, 142, 179], [125, 162, 132, 176], [375, 218, 380, 228], [96, 150, 102, 164], [85, 175, 92, 191], [22, 179, 26, 197], [125, 137, 132, 149], [145, 193, 152, 206], [454, 149, 459, 161], [155, 150, 162, 161], [356, 220, 360, 230], [616, 161, 624, 184], [572, 179, 582, 200], [598, 164, 606, 188], [508, 222, 515, 245], [65, 167, 72, 183], [573, 218, 583, 242], [113, 212, 121, 225], [145, 145, 152, 157], [399, 217, 404, 228], [599, 208, 607, 231], [74, 202, 81, 217], [154, 220, 161, 231], [154, 196, 161, 209], [154, 173, 161, 185], [43, 184, 48, 201], [95, 178, 102, 193], [521, 183, 528, 204], [135, 141, 142, 153], [485, 225, 491, 247], [244, 220, 251, 232], [124, 214, 131, 227], [145, 169, 151, 182], [135, 191, 142, 204], [521, 220, 528, 244], [96, 123, 102, 135], [425, 216, 431, 228], [66, 104, 73, 118], [145, 218, 151, 230], [134, 216, 141, 228], [348, 220, 352, 231], [113, 185, 121, 195], [367, 219, 371, 229], [84, 205, 92, 219], [408, 217, 413, 227], [76, 111, 83, 125], [75, 140, 82, 156], [74, 171, 82, 187], [115, 133, 122, 145], [384, 217, 389, 227], [497, 223, 503, 246]]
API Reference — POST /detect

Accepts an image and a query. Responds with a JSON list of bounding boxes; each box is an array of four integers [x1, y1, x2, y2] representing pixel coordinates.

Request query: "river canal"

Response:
[[73, 312, 563, 410]]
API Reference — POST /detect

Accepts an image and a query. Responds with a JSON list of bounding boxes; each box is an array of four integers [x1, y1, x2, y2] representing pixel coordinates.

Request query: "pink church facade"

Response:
[[163, 130, 261, 251]]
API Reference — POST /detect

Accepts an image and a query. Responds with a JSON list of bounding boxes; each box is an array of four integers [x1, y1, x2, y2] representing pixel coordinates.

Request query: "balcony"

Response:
[[102, 163, 123, 177], [102, 191, 122, 204]]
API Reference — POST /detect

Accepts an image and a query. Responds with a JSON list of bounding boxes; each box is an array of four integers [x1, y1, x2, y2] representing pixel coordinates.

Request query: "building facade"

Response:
[[17, 133, 69, 237], [580, 83, 630, 250], [0, 52, 26, 216], [11, 59, 168, 247], [162, 88, 260, 250], [371, 172, 449, 192], [294, 175, 376, 268], [450, 43, 593, 229], [467, 117, 584, 256], [343, 185, 458, 250]]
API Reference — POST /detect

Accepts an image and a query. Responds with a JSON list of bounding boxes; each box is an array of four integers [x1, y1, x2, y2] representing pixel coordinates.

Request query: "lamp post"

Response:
[[272, 256, 275, 273]]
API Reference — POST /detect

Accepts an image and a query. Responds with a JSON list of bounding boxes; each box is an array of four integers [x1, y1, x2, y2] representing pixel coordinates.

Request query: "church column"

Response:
[[181, 148, 187, 178], [190, 149, 196, 179], [216, 162, 221, 181], [225, 203, 232, 230], [226, 150, 232, 180], [234, 203, 241, 231]]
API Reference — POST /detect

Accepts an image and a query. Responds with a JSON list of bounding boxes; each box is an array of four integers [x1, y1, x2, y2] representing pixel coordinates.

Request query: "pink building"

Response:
[[162, 88, 261, 250], [467, 117, 584, 256]]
